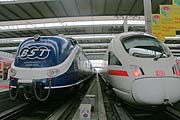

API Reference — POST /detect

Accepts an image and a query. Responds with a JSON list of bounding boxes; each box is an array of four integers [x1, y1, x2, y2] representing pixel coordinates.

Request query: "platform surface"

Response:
[[72, 74, 107, 120]]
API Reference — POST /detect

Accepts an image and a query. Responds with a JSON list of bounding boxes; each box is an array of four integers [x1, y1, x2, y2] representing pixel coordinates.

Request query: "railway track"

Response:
[[0, 91, 25, 114], [0, 91, 10, 102], [99, 74, 180, 120], [99, 74, 127, 120], [0, 75, 95, 120], [0, 97, 80, 120], [1, 74, 180, 120], [45, 97, 80, 120], [163, 107, 180, 120], [0, 103, 32, 120], [125, 106, 180, 120]]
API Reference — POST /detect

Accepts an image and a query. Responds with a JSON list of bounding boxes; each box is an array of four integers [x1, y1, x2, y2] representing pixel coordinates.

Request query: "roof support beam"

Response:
[[0, 51, 14, 58], [0, 0, 56, 5], [85, 53, 105, 55], [166, 44, 180, 48], [80, 43, 109, 49], [87, 55, 104, 60], [0, 16, 144, 32], [83, 49, 107, 53]]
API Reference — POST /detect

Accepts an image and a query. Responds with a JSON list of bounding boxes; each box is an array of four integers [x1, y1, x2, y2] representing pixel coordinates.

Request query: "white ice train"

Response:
[[102, 32, 180, 106]]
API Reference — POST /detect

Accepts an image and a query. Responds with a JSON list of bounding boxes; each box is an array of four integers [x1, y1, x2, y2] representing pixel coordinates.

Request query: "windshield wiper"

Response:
[[153, 51, 166, 61]]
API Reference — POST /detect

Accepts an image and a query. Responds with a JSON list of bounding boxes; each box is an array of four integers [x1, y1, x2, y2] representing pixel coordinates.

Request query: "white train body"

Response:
[[102, 32, 180, 106]]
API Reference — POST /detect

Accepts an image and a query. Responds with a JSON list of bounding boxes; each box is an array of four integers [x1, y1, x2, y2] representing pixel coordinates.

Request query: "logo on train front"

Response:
[[18, 46, 51, 60]]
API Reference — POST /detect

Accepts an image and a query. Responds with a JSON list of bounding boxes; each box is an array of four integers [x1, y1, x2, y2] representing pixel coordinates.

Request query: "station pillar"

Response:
[[124, 18, 128, 32], [143, 0, 152, 34]]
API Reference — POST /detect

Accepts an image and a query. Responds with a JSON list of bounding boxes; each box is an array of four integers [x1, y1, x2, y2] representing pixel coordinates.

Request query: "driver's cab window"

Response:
[[108, 52, 122, 66], [67, 38, 79, 46], [121, 35, 171, 58]]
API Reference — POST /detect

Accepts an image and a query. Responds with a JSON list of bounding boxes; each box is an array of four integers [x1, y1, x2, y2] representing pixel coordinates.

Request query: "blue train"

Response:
[[8, 35, 92, 101]]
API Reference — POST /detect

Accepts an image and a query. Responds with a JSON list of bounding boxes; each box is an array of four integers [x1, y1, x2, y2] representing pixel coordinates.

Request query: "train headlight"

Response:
[[131, 65, 144, 77], [10, 68, 16, 76], [47, 69, 60, 77]]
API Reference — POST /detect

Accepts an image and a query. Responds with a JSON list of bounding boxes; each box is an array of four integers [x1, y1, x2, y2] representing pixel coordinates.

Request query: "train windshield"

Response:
[[122, 35, 171, 58]]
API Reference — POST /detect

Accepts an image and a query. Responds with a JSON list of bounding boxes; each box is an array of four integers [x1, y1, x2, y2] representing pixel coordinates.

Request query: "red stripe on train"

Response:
[[108, 70, 129, 76]]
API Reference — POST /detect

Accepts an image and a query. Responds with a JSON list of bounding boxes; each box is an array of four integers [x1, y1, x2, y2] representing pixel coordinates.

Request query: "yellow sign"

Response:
[[160, 5, 176, 37], [173, 0, 180, 29], [151, 14, 164, 42], [173, 0, 180, 8], [173, 8, 180, 29]]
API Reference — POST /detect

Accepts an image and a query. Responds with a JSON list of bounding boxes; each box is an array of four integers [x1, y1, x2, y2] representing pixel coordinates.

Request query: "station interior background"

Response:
[[0, 0, 179, 79]]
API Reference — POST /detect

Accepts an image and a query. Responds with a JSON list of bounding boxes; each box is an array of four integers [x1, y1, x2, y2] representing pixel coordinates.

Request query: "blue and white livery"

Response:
[[9, 35, 92, 101]]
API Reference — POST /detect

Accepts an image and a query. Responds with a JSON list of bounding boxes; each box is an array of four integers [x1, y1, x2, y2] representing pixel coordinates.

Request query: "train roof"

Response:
[[115, 32, 156, 41], [20, 35, 79, 46]]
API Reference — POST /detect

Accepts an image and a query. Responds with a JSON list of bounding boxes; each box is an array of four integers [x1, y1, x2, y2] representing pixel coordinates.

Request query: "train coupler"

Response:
[[17, 83, 33, 94], [164, 99, 174, 106]]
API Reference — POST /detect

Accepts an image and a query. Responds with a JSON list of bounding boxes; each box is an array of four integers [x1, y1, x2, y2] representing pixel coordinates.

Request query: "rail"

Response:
[[0, 103, 31, 120], [98, 74, 180, 120]]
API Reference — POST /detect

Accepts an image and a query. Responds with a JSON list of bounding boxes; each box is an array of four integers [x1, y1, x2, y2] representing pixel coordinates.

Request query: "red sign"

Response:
[[155, 70, 165, 77]]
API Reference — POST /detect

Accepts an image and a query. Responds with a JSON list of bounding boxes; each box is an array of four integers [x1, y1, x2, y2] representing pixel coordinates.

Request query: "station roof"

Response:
[[0, 0, 172, 21], [0, 0, 179, 61]]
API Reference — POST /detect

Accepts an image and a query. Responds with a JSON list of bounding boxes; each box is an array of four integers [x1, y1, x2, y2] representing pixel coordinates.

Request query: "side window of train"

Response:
[[71, 39, 78, 46], [72, 39, 78, 45], [67, 38, 78, 46], [108, 52, 122, 66], [70, 40, 75, 46]]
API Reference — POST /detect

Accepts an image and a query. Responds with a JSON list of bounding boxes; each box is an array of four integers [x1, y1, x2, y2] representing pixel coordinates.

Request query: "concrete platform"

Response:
[[72, 74, 107, 120]]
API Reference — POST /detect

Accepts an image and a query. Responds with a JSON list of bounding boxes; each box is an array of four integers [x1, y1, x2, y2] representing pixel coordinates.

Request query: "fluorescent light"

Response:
[[166, 44, 180, 47], [0, 34, 117, 43], [165, 36, 180, 40], [127, 20, 145, 25], [71, 34, 116, 39], [0, 16, 145, 32], [0, 0, 15, 1], [0, 47, 18, 51], [0, 37, 28, 43], [0, 20, 146, 31], [79, 43, 109, 47], [0, 20, 124, 31]]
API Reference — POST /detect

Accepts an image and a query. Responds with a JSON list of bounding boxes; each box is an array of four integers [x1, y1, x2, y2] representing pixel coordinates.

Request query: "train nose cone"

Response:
[[132, 77, 180, 105]]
